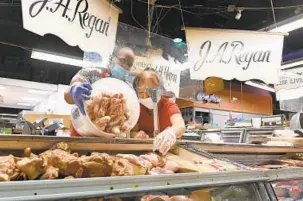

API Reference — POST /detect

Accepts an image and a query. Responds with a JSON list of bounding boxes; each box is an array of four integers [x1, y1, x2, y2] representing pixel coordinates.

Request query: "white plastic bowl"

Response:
[[71, 78, 140, 138]]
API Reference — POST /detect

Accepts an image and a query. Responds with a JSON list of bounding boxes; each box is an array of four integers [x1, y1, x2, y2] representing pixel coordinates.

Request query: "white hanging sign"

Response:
[[278, 68, 303, 90], [21, 0, 120, 66], [133, 50, 181, 97], [185, 28, 284, 84]]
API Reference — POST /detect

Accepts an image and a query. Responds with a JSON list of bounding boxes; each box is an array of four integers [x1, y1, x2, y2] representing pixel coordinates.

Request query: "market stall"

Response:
[[0, 135, 302, 201], [0, 1, 302, 201]]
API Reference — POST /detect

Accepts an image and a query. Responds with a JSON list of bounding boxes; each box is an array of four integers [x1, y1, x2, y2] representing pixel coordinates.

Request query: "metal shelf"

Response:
[[266, 168, 303, 181], [0, 168, 303, 201]]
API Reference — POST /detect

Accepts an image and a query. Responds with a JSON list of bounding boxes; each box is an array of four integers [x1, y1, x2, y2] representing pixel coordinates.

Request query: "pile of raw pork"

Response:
[[86, 92, 131, 135], [0, 142, 180, 182]]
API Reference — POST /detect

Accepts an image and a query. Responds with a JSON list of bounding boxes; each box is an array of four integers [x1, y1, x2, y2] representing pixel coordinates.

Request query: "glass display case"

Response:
[[221, 129, 245, 143], [199, 128, 245, 143], [0, 135, 302, 201], [244, 128, 275, 144], [272, 179, 303, 201], [71, 183, 271, 201]]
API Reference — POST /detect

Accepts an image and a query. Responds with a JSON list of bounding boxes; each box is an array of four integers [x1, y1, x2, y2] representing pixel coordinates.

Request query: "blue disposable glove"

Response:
[[70, 82, 92, 115]]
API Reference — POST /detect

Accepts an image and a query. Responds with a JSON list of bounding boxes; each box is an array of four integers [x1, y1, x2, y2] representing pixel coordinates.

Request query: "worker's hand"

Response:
[[133, 131, 150, 139], [153, 127, 176, 155], [70, 82, 92, 115]]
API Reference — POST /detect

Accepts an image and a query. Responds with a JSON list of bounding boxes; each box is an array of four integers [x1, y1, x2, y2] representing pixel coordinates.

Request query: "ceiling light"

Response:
[[28, 89, 52, 95], [281, 60, 303, 69], [268, 15, 303, 33], [245, 81, 275, 92], [235, 9, 243, 20], [22, 97, 43, 102], [17, 103, 33, 107], [173, 38, 183, 43], [31, 50, 84, 67]]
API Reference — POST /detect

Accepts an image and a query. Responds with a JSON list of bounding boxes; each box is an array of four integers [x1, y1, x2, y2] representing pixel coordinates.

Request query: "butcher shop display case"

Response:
[[0, 135, 302, 200], [272, 179, 303, 201]]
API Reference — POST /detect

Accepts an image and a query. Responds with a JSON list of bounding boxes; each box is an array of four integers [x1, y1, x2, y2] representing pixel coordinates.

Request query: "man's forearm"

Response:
[[64, 80, 84, 104], [64, 86, 74, 104]]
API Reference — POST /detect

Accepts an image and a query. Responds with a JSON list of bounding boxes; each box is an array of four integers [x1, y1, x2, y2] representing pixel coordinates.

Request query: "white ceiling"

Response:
[[0, 78, 58, 109]]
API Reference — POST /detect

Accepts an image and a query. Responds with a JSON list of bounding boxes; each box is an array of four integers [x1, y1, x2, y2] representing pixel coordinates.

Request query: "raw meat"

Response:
[[116, 154, 152, 169], [0, 141, 244, 183], [19, 143, 118, 179], [141, 195, 170, 201], [86, 92, 131, 136], [148, 167, 174, 175], [40, 166, 59, 180], [133, 131, 150, 139], [164, 160, 179, 172], [39, 143, 83, 178], [140, 153, 166, 167], [17, 143, 83, 179], [111, 158, 135, 176], [111, 156, 149, 176], [17, 156, 45, 180], [0, 155, 22, 181], [170, 196, 193, 201], [80, 153, 114, 177]]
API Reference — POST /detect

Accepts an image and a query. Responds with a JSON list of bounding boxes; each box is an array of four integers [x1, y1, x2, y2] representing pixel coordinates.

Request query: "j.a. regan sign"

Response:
[[22, 0, 120, 66], [185, 28, 284, 84]]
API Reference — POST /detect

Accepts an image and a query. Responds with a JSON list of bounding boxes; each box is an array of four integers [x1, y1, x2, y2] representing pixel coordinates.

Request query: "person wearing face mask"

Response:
[[64, 47, 135, 136], [131, 69, 185, 155]]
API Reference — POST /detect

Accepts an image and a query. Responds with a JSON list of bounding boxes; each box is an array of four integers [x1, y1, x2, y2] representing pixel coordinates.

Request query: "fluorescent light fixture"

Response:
[[31, 50, 84, 67], [22, 97, 43, 102], [281, 60, 303, 69], [269, 17, 303, 33], [28, 89, 52, 95], [245, 81, 275, 92], [17, 103, 33, 107], [0, 86, 5, 90]]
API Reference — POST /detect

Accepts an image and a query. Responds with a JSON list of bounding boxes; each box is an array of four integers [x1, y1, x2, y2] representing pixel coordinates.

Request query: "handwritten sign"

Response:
[[185, 28, 284, 84], [22, 0, 120, 66], [133, 50, 181, 97]]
